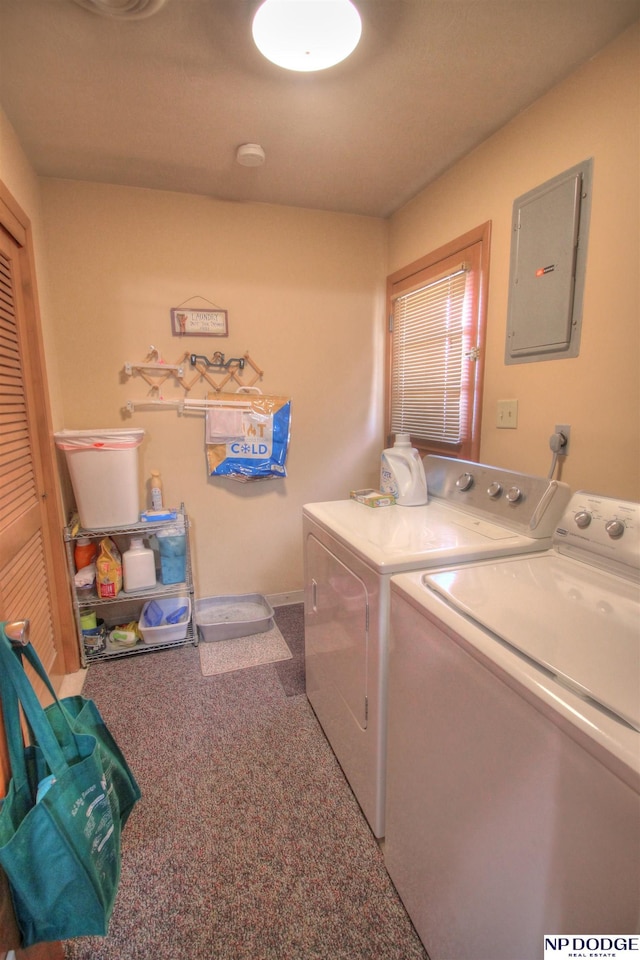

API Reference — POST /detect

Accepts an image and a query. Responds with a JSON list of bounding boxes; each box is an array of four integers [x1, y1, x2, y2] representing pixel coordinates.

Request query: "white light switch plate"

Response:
[[497, 399, 518, 428]]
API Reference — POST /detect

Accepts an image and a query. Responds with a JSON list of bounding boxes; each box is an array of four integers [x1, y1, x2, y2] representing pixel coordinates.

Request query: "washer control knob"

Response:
[[605, 519, 625, 539], [506, 486, 522, 503], [487, 481, 502, 499], [456, 473, 474, 492], [574, 510, 592, 529]]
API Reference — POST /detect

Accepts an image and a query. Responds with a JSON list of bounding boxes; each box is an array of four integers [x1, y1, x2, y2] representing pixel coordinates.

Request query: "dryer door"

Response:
[[305, 533, 368, 733]]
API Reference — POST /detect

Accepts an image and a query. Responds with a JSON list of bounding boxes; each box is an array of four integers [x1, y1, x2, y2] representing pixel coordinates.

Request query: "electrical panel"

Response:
[[505, 158, 592, 364]]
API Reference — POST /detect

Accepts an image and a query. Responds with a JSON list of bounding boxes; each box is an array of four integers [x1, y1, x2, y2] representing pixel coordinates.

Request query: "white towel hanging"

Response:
[[206, 405, 247, 443]]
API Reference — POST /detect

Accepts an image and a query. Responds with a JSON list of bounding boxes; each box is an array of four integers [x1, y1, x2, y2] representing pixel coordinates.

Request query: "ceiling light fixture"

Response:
[[252, 0, 362, 73], [71, 0, 168, 19]]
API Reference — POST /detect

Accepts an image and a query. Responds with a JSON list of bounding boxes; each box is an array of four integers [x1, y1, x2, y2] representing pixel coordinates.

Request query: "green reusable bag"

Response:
[[16, 642, 141, 828], [0, 626, 132, 946]]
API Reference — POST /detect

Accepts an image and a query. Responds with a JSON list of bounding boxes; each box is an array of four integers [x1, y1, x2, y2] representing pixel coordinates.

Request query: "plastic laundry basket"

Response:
[[54, 428, 144, 529]]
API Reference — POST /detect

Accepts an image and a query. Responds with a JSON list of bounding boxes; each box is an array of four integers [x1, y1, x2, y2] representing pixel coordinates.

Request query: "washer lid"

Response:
[[426, 553, 640, 731]]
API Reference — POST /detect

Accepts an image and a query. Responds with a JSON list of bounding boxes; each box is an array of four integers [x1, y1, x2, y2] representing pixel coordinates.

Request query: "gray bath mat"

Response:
[[199, 623, 292, 677]]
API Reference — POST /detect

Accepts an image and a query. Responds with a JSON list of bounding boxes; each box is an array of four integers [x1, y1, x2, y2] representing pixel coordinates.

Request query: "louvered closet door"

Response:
[[0, 224, 62, 690]]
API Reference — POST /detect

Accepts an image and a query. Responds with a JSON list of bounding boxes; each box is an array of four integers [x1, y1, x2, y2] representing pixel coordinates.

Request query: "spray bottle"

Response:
[[380, 434, 428, 506], [150, 470, 164, 510]]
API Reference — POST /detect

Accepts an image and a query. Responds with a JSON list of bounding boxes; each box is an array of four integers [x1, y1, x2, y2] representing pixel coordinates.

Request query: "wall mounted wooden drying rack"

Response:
[[122, 346, 264, 414]]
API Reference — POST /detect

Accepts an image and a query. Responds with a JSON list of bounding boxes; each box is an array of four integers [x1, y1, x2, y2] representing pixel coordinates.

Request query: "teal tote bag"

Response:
[[15, 640, 141, 828], [0, 625, 138, 946]]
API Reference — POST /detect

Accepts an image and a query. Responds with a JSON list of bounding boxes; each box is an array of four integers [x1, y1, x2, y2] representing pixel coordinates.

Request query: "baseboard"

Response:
[[266, 590, 304, 607]]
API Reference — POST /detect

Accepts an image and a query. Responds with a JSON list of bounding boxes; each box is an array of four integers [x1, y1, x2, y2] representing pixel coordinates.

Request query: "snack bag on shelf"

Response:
[[96, 537, 122, 599]]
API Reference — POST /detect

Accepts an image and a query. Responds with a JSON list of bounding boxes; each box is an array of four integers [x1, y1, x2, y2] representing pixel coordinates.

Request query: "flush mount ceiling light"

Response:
[[252, 0, 362, 72], [71, 0, 168, 19]]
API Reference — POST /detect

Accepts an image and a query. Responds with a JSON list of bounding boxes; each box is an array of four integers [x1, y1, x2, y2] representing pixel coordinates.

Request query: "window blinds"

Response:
[[390, 265, 470, 446]]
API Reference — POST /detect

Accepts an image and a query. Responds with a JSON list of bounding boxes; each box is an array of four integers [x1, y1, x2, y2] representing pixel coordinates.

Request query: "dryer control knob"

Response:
[[605, 519, 625, 539], [574, 510, 592, 528], [506, 486, 522, 503], [487, 481, 502, 498], [456, 473, 474, 491]]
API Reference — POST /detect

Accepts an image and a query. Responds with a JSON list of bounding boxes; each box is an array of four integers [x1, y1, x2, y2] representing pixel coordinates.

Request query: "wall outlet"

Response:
[[555, 424, 571, 456], [497, 399, 518, 429]]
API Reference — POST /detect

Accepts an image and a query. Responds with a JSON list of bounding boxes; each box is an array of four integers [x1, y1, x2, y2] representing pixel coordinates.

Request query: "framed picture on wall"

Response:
[[171, 308, 228, 337]]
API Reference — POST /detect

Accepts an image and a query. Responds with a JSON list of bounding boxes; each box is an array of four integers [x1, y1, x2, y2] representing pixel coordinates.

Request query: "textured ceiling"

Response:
[[1, 0, 638, 217]]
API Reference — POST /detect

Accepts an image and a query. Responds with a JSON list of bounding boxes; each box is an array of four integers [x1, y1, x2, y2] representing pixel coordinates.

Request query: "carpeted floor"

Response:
[[63, 604, 428, 960]]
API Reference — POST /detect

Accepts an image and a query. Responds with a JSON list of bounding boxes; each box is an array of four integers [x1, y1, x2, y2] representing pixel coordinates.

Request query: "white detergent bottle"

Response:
[[380, 433, 428, 506], [123, 536, 156, 592]]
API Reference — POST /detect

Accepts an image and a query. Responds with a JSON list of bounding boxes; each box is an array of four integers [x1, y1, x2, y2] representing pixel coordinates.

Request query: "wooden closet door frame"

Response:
[[0, 180, 76, 959], [0, 180, 77, 677]]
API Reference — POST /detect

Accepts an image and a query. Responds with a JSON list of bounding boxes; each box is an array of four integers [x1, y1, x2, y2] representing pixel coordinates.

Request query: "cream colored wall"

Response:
[[389, 24, 640, 501], [0, 108, 64, 427], [39, 181, 387, 598]]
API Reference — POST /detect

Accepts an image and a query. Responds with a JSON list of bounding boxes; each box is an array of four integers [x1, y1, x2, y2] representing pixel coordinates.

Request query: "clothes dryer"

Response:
[[303, 455, 571, 837]]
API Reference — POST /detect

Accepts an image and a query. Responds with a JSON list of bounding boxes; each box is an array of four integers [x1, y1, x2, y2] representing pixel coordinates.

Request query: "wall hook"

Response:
[[190, 352, 245, 371]]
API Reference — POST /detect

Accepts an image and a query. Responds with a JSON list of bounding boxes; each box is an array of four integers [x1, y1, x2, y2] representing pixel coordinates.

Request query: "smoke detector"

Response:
[[71, 0, 169, 19], [236, 144, 266, 168]]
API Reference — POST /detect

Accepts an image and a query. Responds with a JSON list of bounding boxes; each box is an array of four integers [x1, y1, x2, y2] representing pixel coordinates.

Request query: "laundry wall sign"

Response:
[[171, 307, 228, 337]]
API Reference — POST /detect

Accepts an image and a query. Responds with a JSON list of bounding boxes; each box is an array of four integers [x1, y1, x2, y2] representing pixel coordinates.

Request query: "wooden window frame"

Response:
[[385, 221, 491, 462]]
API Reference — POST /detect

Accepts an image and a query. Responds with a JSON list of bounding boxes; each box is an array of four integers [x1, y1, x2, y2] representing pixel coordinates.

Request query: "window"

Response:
[[385, 222, 490, 461]]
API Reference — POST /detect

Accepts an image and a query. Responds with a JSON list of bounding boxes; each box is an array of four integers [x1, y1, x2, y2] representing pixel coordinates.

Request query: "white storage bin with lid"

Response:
[[54, 428, 144, 529]]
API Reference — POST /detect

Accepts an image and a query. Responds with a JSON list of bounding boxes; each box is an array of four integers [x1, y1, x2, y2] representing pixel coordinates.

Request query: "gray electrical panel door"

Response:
[[505, 158, 592, 364]]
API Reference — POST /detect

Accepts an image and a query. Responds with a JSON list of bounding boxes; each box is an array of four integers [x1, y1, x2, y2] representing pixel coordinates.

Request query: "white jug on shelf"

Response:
[[123, 537, 156, 592]]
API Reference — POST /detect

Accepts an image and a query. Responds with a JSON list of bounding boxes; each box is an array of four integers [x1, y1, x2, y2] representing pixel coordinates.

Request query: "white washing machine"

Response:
[[303, 455, 571, 838], [385, 492, 640, 960]]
